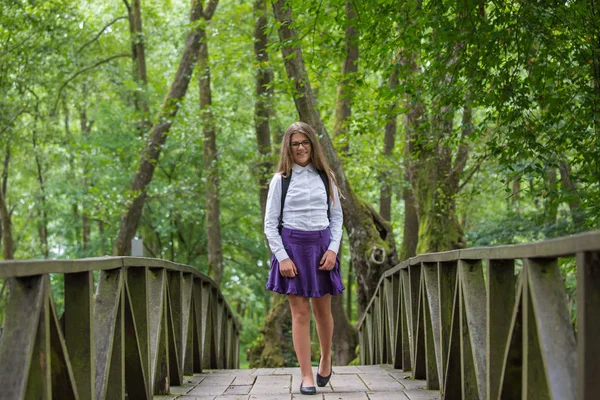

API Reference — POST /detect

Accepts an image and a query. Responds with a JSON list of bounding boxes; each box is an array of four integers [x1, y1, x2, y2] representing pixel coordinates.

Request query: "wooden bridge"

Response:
[[0, 230, 598, 399]]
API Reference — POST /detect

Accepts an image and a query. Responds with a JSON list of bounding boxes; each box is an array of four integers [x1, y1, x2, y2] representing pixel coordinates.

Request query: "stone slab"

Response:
[[397, 378, 427, 391], [250, 375, 291, 395], [252, 368, 278, 376], [359, 373, 406, 391], [332, 366, 362, 374], [402, 390, 441, 400], [176, 396, 216, 400], [329, 374, 369, 392], [197, 375, 236, 387], [324, 392, 369, 400], [368, 392, 409, 400], [232, 375, 257, 386], [356, 365, 387, 374], [224, 385, 252, 395]]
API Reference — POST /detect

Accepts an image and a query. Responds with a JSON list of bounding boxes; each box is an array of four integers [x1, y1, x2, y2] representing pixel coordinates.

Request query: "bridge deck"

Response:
[[156, 364, 441, 400]]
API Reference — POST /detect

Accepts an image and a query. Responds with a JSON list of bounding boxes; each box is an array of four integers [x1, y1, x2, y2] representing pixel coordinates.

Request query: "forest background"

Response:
[[1, 0, 599, 368]]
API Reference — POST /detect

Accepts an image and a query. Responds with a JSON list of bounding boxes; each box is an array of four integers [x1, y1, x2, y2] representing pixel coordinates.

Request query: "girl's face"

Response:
[[290, 132, 311, 167]]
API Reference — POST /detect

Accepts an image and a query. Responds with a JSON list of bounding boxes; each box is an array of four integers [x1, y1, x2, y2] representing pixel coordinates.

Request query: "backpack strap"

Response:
[[278, 171, 292, 234], [318, 170, 331, 223], [278, 169, 331, 235]]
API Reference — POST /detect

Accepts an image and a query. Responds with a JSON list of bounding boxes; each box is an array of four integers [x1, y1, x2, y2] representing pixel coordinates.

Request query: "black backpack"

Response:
[[278, 170, 331, 234]]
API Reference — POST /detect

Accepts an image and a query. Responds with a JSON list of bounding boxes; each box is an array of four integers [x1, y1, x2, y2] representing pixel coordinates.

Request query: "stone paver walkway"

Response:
[[155, 364, 441, 400]]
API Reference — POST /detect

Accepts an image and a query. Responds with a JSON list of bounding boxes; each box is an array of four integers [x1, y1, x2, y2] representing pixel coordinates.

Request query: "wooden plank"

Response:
[[216, 295, 225, 369], [384, 276, 396, 362], [126, 267, 150, 396], [526, 258, 575, 400], [64, 271, 94, 400], [48, 289, 78, 400], [400, 270, 412, 371], [522, 261, 550, 399], [375, 290, 383, 364], [166, 279, 182, 385], [422, 262, 441, 387], [168, 271, 183, 365], [366, 310, 374, 364], [437, 260, 456, 390], [413, 268, 426, 380], [105, 283, 124, 400], [124, 281, 149, 399], [393, 273, 405, 370], [442, 275, 461, 399], [486, 259, 515, 400], [459, 260, 487, 398], [93, 268, 123, 400], [26, 276, 51, 400], [181, 273, 193, 374], [577, 251, 600, 400], [421, 272, 439, 390], [148, 268, 169, 395], [0, 276, 46, 400], [498, 275, 523, 400], [201, 281, 213, 370], [192, 278, 204, 372], [459, 275, 479, 399]]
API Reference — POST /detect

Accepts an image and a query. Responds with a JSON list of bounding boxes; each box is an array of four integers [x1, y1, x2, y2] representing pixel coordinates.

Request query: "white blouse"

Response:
[[264, 163, 343, 262]]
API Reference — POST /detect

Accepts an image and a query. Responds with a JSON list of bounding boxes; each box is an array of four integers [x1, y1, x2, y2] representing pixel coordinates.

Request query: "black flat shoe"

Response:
[[316, 355, 332, 387], [299, 381, 317, 395]]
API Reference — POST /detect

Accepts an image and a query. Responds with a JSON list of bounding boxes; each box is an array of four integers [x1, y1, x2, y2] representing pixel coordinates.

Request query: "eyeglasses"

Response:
[[290, 140, 311, 148]]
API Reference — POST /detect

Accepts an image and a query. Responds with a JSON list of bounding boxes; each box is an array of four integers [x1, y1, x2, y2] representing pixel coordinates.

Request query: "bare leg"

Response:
[[288, 294, 315, 387], [312, 294, 333, 376]]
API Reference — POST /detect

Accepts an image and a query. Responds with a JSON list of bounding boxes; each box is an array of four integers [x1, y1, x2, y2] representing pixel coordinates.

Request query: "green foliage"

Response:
[[1, 0, 598, 363]]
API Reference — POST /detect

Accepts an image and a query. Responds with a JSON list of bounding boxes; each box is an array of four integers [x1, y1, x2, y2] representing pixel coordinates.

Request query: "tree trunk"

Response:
[[253, 0, 273, 221], [332, 292, 357, 365], [404, 4, 469, 254], [328, 1, 359, 363], [247, 294, 294, 367], [113, 0, 219, 256], [544, 166, 558, 226], [272, 0, 397, 318], [63, 100, 82, 250], [0, 144, 13, 260], [33, 128, 49, 259], [379, 63, 398, 222], [412, 100, 469, 254], [124, 0, 151, 134], [558, 160, 584, 226], [80, 108, 92, 251], [198, 22, 223, 285], [331, 0, 358, 156]]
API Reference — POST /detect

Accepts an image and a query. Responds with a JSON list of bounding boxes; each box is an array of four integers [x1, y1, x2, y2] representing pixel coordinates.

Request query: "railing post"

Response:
[[577, 251, 600, 400], [486, 259, 515, 400]]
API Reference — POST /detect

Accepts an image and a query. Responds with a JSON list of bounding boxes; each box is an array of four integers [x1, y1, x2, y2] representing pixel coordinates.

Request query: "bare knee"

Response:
[[292, 307, 311, 326]]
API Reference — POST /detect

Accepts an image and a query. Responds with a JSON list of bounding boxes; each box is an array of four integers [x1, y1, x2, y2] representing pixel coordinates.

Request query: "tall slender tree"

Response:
[[272, 0, 397, 317], [113, 0, 219, 256], [198, 0, 223, 284]]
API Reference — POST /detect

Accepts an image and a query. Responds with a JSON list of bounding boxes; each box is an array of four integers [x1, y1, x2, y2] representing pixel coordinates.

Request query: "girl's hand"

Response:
[[318, 250, 336, 271], [279, 258, 298, 277]]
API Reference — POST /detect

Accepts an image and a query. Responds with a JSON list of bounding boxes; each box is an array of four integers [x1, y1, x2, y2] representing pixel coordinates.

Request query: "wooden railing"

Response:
[[0, 257, 240, 400], [357, 230, 600, 400]]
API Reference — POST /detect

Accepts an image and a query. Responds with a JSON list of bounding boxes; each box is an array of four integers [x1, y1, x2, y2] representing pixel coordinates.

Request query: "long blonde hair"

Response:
[[276, 122, 341, 204]]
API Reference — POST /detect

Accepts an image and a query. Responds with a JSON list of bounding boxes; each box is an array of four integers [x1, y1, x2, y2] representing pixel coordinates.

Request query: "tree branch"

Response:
[[78, 16, 128, 53], [204, 0, 220, 20], [52, 53, 131, 115]]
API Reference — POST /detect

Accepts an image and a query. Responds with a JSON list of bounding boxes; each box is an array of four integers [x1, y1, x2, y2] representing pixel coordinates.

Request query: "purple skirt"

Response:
[[266, 227, 345, 298]]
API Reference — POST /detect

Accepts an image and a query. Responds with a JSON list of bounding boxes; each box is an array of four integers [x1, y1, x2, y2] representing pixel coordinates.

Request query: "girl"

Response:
[[264, 122, 344, 395]]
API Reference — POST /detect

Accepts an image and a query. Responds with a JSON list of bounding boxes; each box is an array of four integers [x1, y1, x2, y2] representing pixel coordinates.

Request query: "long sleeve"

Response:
[[327, 178, 343, 255], [264, 173, 290, 262]]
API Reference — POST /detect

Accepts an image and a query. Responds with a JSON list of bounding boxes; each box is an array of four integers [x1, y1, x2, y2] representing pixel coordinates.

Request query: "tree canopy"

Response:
[[1, 0, 598, 366]]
